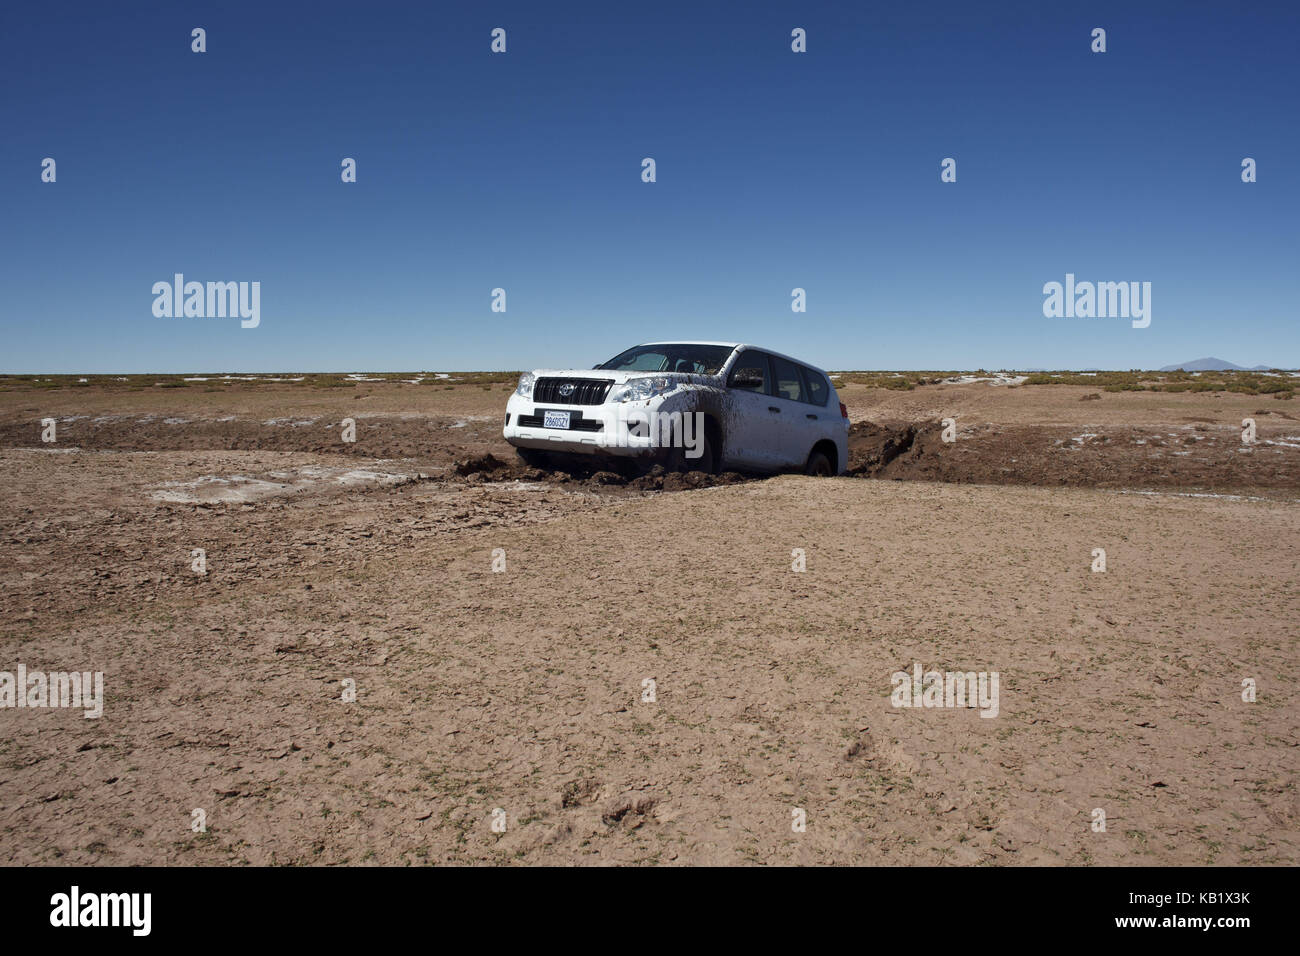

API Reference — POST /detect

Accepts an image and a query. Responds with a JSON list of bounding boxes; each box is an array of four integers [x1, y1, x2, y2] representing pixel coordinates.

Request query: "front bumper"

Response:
[[503, 393, 674, 458]]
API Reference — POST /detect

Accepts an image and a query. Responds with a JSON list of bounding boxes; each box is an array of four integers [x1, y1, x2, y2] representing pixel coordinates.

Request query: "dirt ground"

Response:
[[0, 379, 1296, 865]]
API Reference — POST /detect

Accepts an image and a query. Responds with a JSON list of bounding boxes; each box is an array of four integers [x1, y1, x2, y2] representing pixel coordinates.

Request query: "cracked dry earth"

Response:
[[0, 381, 1297, 865]]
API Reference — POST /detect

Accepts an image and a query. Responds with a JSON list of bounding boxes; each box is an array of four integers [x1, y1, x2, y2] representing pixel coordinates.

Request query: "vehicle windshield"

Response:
[[597, 344, 735, 375]]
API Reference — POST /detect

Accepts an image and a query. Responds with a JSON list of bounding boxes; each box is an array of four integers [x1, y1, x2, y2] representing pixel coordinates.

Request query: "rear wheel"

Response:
[[804, 448, 833, 476]]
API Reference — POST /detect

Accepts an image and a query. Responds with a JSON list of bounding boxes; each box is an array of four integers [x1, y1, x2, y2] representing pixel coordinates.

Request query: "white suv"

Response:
[[503, 342, 849, 475]]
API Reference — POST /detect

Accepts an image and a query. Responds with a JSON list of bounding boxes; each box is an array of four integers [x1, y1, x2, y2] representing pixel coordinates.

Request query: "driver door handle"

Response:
[[768, 406, 780, 413]]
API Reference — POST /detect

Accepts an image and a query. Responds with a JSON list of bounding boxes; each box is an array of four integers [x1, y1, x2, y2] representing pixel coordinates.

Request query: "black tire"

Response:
[[663, 431, 715, 474], [695, 432, 716, 473], [804, 448, 833, 476], [514, 446, 550, 469]]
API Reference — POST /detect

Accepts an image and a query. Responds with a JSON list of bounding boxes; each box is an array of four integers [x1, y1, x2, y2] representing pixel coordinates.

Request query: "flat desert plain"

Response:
[[0, 378, 1296, 865]]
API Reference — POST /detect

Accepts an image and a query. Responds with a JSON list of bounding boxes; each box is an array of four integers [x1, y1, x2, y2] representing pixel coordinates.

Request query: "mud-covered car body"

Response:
[[503, 341, 849, 474]]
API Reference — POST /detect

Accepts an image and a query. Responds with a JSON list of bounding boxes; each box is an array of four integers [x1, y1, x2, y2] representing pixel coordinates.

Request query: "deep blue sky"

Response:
[[3, 0, 1296, 372]]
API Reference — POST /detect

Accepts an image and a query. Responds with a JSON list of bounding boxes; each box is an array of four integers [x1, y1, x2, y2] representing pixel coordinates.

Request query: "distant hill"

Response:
[[1158, 358, 1271, 372]]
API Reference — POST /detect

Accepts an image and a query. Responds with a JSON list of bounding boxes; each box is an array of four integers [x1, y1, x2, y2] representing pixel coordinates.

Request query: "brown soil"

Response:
[[1, 380, 1296, 865]]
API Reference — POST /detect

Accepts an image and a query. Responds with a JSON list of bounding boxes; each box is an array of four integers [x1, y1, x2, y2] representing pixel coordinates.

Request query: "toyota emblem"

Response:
[[558, 383, 575, 397]]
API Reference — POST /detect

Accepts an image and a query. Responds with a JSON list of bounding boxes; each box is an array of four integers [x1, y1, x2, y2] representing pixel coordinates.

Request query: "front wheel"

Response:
[[514, 446, 550, 469], [804, 449, 833, 476], [663, 431, 715, 474]]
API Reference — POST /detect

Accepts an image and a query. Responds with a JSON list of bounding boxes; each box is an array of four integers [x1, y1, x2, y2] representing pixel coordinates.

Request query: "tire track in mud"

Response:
[[846, 420, 1300, 495]]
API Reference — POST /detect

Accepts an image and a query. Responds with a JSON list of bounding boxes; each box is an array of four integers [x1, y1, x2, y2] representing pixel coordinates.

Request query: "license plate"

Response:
[[542, 410, 571, 429]]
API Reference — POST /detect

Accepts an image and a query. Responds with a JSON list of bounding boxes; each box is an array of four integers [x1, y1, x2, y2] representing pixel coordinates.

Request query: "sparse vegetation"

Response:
[[825, 368, 1294, 399], [4, 367, 1290, 398], [0, 371, 523, 391]]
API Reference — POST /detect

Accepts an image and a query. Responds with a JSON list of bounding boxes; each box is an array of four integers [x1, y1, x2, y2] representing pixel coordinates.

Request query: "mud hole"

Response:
[[6, 411, 1297, 497]]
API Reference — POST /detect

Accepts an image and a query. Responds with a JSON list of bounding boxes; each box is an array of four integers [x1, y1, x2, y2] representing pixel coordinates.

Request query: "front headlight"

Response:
[[610, 376, 677, 403], [515, 372, 535, 398]]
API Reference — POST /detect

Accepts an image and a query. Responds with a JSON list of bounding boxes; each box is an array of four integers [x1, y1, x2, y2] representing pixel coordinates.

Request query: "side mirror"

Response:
[[730, 368, 764, 389]]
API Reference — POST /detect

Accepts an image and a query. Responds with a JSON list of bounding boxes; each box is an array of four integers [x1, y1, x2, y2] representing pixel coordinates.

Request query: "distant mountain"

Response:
[[1159, 358, 1271, 372]]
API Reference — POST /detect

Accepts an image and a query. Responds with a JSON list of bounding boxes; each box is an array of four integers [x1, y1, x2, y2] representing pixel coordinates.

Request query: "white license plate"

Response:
[[542, 410, 571, 429]]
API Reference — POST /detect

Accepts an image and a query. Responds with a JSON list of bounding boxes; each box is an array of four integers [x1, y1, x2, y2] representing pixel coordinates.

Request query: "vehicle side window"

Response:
[[769, 355, 804, 402], [727, 351, 771, 393], [800, 365, 830, 406]]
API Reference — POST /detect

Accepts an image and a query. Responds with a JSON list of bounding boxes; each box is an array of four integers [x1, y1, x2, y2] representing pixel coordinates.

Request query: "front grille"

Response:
[[533, 377, 613, 406], [518, 412, 603, 432]]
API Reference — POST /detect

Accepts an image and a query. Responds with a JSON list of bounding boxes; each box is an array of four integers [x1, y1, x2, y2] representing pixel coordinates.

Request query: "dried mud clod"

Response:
[[844, 733, 877, 762], [601, 793, 659, 827], [453, 453, 508, 477], [559, 778, 602, 809]]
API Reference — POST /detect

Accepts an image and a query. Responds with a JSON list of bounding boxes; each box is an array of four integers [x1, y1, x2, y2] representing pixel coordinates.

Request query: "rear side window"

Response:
[[800, 366, 830, 406], [728, 351, 771, 393], [769, 355, 805, 402]]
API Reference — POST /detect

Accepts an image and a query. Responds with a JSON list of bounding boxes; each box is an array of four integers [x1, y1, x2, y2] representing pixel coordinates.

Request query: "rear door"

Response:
[[722, 350, 780, 470], [766, 353, 818, 467], [798, 363, 837, 443]]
